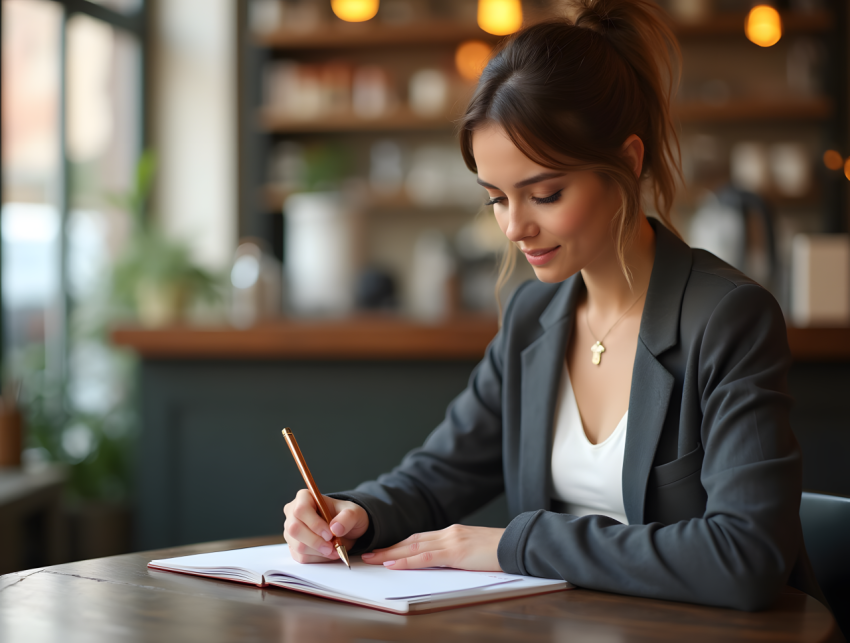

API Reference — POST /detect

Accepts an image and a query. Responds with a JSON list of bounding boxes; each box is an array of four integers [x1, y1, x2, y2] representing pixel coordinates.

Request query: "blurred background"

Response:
[[0, 0, 848, 573]]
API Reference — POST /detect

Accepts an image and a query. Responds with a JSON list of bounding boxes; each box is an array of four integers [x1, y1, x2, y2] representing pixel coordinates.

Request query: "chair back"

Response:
[[800, 491, 850, 640]]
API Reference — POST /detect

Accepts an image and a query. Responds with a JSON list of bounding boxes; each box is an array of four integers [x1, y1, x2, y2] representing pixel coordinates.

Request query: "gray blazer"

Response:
[[332, 219, 823, 611]]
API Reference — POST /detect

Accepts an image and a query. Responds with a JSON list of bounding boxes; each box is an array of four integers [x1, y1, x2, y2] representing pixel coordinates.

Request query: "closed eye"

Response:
[[531, 190, 562, 205], [485, 196, 505, 206]]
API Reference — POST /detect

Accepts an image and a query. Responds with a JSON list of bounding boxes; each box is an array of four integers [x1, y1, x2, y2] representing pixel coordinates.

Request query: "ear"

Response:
[[621, 135, 645, 179]]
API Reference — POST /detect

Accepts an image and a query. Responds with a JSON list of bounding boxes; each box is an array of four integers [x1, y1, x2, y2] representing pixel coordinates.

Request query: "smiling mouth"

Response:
[[521, 245, 561, 266], [522, 246, 560, 257]]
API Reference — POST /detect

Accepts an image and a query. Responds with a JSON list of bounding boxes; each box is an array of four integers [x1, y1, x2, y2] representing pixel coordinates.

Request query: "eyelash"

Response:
[[485, 190, 563, 207], [532, 189, 563, 204]]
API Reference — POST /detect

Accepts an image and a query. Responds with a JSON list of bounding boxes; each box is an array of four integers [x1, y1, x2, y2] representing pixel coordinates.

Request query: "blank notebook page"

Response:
[[151, 544, 544, 603]]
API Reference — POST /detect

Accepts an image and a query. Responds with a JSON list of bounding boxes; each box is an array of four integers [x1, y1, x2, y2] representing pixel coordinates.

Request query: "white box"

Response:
[[791, 234, 850, 327]]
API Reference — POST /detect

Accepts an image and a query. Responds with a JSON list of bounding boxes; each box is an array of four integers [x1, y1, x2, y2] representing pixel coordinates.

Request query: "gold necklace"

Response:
[[585, 290, 647, 366]]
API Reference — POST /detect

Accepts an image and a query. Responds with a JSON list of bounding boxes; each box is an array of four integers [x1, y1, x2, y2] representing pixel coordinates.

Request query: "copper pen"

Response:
[[281, 428, 351, 569]]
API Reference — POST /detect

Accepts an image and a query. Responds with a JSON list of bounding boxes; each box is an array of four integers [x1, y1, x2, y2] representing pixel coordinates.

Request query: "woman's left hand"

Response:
[[360, 525, 505, 571]]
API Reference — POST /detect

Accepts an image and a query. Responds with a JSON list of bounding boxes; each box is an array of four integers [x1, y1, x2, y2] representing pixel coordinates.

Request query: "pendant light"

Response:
[[478, 0, 523, 36], [823, 150, 843, 172], [455, 40, 492, 81], [745, 5, 782, 47], [331, 0, 379, 23]]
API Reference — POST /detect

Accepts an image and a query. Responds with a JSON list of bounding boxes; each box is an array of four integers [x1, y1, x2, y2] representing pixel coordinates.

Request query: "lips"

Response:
[[521, 246, 561, 266]]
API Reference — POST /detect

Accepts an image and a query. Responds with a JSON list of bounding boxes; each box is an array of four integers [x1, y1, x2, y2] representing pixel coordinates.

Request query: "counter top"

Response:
[[786, 326, 850, 362], [110, 317, 850, 362], [110, 316, 500, 361]]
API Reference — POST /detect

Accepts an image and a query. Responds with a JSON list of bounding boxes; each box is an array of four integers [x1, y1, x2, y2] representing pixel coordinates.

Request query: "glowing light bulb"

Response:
[[845, 158, 850, 182], [745, 5, 782, 47], [455, 40, 492, 81], [823, 150, 844, 171], [331, 0, 379, 23], [478, 0, 523, 36]]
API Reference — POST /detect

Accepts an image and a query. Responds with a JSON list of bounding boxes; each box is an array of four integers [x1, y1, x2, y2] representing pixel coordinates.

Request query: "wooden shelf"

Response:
[[259, 97, 833, 135], [673, 10, 832, 38], [111, 318, 850, 362], [674, 97, 833, 123], [253, 11, 833, 50], [787, 327, 850, 362], [254, 20, 499, 50], [259, 107, 456, 134], [675, 184, 822, 209], [262, 184, 476, 214], [110, 316, 500, 361]]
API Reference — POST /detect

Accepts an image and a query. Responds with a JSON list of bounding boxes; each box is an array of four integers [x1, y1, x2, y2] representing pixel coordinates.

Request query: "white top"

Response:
[[551, 363, 629, 524]]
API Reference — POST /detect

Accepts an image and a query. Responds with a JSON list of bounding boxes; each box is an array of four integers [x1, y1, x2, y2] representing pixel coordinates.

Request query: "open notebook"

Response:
[[148, 543, 570, 614]]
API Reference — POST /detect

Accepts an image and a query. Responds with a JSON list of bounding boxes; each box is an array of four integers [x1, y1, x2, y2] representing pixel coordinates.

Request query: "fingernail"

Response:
[[330, 523, 345, 536], [321, 530, 333, 541], [383, 560, 396, 567], [361, 553, 375, 559], [320, 545, 333, 556]]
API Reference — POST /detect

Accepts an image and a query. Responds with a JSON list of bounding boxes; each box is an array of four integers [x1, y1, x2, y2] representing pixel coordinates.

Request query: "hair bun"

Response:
[[569, 0, 678, 85], [573, 0, 621, 35]]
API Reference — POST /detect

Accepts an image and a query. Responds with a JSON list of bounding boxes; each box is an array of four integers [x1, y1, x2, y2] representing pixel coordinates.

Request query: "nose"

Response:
[[500, 202, 538, 244]]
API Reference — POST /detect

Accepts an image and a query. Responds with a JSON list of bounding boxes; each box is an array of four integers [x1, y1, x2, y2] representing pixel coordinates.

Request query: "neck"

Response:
[[581, 215, 656, 316]]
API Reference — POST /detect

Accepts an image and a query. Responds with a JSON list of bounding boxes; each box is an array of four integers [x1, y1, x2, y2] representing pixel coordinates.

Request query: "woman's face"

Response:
[[471, 124, 621, 283]]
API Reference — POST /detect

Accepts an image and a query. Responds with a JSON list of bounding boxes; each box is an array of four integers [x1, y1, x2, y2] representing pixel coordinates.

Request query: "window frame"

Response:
[[0, 0, 149, 389]]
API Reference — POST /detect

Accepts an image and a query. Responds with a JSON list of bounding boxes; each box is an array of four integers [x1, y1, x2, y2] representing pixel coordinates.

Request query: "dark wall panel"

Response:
[[789, 362, 850, 497], [135, 359, 508, 550]]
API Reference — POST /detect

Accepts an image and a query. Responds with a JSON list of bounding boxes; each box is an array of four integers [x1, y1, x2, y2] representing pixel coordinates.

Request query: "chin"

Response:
[[531, 265, 575, 284]]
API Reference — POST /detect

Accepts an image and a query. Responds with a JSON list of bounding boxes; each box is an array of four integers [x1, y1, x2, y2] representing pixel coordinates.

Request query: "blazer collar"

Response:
[[640, 218, 692, 355], [538, 271, 585, 330], [536, 218, 692, 357]]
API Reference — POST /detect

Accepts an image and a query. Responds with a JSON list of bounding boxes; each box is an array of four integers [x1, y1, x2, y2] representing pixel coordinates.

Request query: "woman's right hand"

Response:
[[283, 489, 370, 563]]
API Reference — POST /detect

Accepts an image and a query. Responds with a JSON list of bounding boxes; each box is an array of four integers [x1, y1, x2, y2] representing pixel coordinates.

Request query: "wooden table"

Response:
[[0, 536, 840, 643]]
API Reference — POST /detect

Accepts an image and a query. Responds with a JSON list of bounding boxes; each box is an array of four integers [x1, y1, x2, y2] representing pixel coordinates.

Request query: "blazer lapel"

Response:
[[518, 275, 584, 512], [622, 219, 693, 524], [622, 341, 674, 524]]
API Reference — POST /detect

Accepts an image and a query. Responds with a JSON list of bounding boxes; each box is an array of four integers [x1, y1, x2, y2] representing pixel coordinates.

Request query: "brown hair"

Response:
[[458, 0, 682, 301]]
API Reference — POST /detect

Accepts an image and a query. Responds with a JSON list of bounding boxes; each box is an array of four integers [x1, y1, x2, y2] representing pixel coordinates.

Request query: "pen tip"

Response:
[[336, 544, 351, 569]]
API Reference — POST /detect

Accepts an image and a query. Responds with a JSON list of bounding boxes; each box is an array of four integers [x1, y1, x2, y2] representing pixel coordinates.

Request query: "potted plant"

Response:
[[16, 341, 136, 561], [283, 143, 362, 315], [110, 151, 220, 327]]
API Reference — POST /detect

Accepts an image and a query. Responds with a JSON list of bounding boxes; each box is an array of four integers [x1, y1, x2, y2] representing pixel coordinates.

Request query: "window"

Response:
[[2, 0, 146, 482]]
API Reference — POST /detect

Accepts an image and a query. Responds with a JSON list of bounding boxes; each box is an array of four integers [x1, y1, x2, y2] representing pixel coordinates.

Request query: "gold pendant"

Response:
[[590, 341, 605, 365]]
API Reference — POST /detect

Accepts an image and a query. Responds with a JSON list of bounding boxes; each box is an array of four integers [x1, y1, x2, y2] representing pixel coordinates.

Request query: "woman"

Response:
[[283, 0, 823, 611]]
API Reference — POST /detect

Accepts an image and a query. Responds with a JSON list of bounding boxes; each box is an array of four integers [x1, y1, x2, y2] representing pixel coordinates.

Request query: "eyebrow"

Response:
[[476, 172, 565, 191]]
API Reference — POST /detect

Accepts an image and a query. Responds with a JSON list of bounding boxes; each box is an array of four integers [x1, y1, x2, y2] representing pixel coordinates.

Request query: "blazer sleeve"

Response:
[[328, 285, 529, 552], [497, 283, 802, 611]]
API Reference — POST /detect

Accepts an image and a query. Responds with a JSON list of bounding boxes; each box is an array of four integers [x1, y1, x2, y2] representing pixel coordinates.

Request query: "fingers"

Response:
[[382, 549, 451, 570], [286, 489, 335, 542], [359, 525, 504, 572], [328, 502, 369, 540], [287, 536, 341, 564], [283, 489, 336, 562], [361, 531, 441, 565], [284, 517, 336, 558], [283, 490, 371, 564]]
